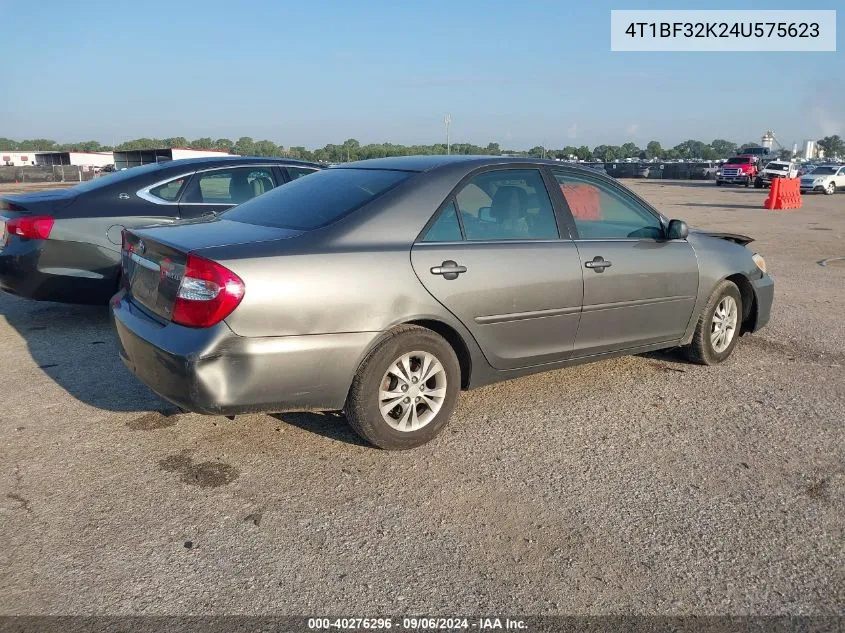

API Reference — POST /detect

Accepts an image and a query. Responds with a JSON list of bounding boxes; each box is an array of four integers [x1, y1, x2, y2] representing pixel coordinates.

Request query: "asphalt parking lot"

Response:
[[1, 180, 843, 615]]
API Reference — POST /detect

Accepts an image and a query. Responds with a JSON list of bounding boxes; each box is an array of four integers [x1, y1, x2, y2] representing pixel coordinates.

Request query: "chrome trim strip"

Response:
[[130, 252, 160, 271], [582, 295, 692, 313], [135, 163, 285, 206], [475, 306, 581, 325]]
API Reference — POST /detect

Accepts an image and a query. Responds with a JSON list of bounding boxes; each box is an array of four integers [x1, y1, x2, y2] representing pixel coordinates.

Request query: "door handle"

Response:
[[430, 260, 467, 280], [584, 256, 612, 272]]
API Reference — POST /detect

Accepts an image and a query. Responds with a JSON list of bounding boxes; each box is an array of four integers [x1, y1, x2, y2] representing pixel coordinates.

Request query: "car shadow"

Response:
[[269, 411, 371, 447], [638, 181, 763, 193], [639, 348, 692, 367], [1, 292, 169, 412], [682, 202, 763, 210]]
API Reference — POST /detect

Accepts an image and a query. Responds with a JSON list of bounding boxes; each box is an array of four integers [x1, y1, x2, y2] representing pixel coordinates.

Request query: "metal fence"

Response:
[[598, 162, 718, 180], [0, 165, 100, 184]]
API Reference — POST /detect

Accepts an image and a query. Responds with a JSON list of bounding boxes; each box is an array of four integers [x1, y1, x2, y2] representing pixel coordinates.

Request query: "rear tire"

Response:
[[684, 280, 743, 366], [345, 325, 461, 450]]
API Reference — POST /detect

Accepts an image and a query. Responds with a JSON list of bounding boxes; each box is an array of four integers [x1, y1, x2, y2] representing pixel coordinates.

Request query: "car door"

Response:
[[551, 168, 699, 356], [410, 167, 583, 370], [178, 165, 280, 219], [837, 166, 845, 188]]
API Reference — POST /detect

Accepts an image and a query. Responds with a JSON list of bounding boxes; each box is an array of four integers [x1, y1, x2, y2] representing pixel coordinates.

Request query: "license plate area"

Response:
[[122, 238, 186, 321], [128, 253, 161, 310]]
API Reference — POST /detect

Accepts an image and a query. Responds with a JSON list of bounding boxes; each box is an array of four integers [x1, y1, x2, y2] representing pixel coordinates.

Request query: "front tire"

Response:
[[684, 280, 743, 366], [825, 181, 836, 195], [345, 325, 461, 450], [744, 176, 752, 187], [754, 178, 763, 189]]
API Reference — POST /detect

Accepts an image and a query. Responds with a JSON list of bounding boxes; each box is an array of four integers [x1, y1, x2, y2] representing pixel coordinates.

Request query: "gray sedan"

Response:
[[112, 156, 774, 449]]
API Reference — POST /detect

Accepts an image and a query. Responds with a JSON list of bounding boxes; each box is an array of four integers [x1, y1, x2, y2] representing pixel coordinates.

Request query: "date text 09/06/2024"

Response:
[[307, 617, 527, 630]]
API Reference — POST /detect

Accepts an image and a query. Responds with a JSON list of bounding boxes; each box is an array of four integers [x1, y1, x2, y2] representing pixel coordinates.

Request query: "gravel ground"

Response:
[[0, 180, 843, 616]]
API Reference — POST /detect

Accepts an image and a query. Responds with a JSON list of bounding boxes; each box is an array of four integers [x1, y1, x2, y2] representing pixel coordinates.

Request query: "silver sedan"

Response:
[[112, 156, 774, 449]]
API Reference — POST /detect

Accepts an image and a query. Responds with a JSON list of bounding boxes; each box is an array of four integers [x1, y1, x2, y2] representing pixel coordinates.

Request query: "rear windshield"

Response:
[[69, 163, 167, 193], [222, 168, 412, 230]]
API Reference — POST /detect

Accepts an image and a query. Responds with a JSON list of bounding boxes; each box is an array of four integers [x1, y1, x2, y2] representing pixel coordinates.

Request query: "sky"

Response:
[[1, 0, 842, 150]]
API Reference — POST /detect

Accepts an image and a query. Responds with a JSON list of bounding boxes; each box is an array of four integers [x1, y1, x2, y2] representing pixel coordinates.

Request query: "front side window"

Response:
[[148, 177, 187, 202], [553, 171, 663, 240], [454, 169, 558, 241], [183, 168, 276, 204]]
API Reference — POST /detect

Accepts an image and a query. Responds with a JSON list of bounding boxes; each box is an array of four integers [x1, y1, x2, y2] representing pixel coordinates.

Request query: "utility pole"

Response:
[[444, 114, 451, 155]]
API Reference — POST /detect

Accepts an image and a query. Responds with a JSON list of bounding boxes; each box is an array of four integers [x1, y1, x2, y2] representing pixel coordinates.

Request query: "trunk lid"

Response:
[[122, 217, 302, 321], [0, 189, 78, 214]]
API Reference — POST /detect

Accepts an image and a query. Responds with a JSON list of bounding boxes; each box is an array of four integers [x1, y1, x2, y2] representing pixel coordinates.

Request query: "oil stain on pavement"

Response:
[[158, 451, 239, 488], [126, 409, 180, 431]]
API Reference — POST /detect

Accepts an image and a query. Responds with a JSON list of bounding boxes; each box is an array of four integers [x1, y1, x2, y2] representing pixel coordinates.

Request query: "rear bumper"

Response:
[[0, 239, 119, 304], [111, 291, 379, 415], [749, 273, 774, 333]]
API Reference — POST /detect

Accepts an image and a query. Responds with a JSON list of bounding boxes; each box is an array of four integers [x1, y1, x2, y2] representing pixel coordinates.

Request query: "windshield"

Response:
[[810, 167, 837, 175], [222, 168, 413, 230], [726, 157, 751, 165], [69, 163, 168, 193], [767, 163, 789, 171]]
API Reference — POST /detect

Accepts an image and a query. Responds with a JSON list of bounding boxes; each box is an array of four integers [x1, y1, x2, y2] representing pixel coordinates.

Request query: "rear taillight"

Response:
[[6, 216, 54, 240], [171, 254, 245, 328]]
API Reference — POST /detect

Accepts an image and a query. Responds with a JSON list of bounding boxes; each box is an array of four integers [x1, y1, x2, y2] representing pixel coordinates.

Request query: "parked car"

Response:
[[0, 156, 321, 303], [799, 164, 845, 195], [112, 156, 774, 450], [754, 160, 799, 188]]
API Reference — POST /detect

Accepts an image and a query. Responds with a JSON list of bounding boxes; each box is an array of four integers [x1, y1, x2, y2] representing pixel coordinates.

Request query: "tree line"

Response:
[[1, 135, 842, 162]]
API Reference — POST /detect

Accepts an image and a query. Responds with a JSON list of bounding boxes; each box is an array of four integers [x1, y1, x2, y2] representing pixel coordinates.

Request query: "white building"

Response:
[[1, 150, 114, 167], [35, 151, 114, 167], [113, 148, 234, 170], [1, 151, 39, 166], [802, 140, 818, 160]]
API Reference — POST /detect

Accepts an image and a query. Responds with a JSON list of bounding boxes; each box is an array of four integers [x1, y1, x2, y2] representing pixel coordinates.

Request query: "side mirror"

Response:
[[667, 219, 689, 240]]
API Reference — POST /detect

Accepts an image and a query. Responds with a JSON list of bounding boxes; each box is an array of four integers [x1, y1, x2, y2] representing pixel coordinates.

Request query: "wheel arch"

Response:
[[405, 319, 472, 388], [724, 272, 756, 334]]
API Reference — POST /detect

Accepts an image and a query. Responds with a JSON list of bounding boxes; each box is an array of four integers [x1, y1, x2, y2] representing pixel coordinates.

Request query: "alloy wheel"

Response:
[[378, 351, 447, 432], [711, 295, 738, 353]]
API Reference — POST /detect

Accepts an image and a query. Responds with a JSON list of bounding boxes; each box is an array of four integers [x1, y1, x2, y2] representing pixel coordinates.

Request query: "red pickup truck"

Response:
[[716, 156, 761, 187]]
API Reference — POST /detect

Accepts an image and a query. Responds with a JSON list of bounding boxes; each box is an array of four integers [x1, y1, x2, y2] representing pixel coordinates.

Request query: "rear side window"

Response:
[[148, 177, 187, 202], [454, 169, 558, 241], [183, 168, 277, 205], [421, 201, 462, 242], [222, 168, 412, 230], [286, 166, 319, 180]]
